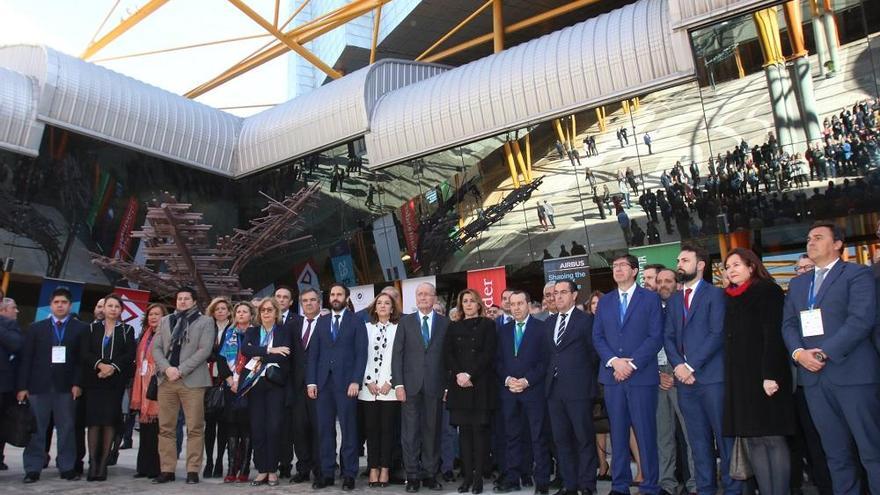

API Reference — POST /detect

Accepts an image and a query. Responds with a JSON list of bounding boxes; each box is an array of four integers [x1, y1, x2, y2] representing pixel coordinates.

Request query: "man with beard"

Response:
[[308, 283, 368, 491], [663, 245, 738, 495]]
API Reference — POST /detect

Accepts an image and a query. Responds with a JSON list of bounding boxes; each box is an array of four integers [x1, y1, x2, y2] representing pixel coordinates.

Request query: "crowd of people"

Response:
[[0, 219, 878, 495]]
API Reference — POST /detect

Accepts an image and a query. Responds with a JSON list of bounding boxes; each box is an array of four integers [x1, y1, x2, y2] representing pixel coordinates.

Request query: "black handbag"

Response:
[[204, 384, 226, 415], [0, 400, 37, 447], [145, 375, 159, 401], [264, 364, 287, 387]]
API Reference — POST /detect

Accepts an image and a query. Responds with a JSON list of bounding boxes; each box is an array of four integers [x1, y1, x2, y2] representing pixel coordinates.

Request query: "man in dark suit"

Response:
[[545, 280, 598, 495], [307, 283, 368, 491], [275, 284, 299, 478], [0, 297, 22, 471], [495, 291, 550, 494], [593, 254, 663, 495], [663, 245, 739, 495], [285, 288, 321, 483], [783, 221, 880, 494], [17, 286, 87, 483], [391, 282, 448, 492]]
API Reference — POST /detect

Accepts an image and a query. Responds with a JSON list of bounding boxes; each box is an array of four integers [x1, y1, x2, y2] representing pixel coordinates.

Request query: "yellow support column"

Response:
[[632, 97, 640, 112], [734, 46, 745, 78], [511, 140, 531, 183], [553, 119, 567, 145], [503, 141, 521, 188], [595, 107, 606, 132], [524, 133, 533, 180], [622, 99, 629, 115], [569, 114, 577, 151]]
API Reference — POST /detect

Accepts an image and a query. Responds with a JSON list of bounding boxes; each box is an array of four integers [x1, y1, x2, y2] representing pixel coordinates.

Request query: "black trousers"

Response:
[[460, 424, 489, 483], [136, 422, 160, 477], [248, 382, 285, 474], [363, 400, 399, 469], [278, 404, 295, 472], [292, 393, 320, 476], [205, 411, 228, 467]]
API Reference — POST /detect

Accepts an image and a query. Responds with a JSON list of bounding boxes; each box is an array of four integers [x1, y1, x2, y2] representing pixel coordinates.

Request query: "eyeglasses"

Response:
[[612, 262, 633, 269]]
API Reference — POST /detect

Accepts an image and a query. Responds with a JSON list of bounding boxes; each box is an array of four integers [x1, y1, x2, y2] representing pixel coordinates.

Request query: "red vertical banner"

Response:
[[400, 198, 421, 271], [111, 196, 139, 260], [466, 266, 507, 308], [114, 287, 151, 338]]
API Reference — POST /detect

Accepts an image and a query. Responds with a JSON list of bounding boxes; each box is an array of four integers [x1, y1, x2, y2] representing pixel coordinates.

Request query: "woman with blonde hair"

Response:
[[131, 303, 167, 479], [443, 289, 497, 494], [222, 301, 256, 483]]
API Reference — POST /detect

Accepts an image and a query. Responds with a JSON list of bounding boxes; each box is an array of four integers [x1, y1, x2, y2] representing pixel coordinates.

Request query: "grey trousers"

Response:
[[24, 392, 76, 474], [400, 391, 443, 478], [657, 376, 696, 493], [745, 436, 790, 495]]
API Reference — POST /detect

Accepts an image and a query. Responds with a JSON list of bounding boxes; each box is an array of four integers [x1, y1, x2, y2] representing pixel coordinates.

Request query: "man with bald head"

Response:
[[392, 282, 449, 492]]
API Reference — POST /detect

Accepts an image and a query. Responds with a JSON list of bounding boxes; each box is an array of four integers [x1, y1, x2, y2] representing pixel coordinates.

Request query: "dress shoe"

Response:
[[312, 477, 334, 489], [443, 470, 456, 482], [521, 475, 534, 487], [291, 471, 310, 483], [406, 478, 421, 492], [494, 482, 520, 493], [423, 477, 443, 490], [342, 477, 356, 491], [152, 472, 175, 484], [535, 486, 549, 494], [186, 472, 199, 484], [23, 472, 40, 483], [458, 480, 472, 493], [472, 480, 484, 494], [61, 470, 81, 481], [251, 477, 268, 486]]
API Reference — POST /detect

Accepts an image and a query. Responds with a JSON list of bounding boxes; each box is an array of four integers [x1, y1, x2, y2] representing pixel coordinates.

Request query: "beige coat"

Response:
[[151, 312, 214, 388]]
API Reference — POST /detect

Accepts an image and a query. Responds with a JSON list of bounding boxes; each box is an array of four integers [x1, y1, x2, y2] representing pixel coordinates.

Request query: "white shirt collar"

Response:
[[417, 310, 434, 321], [514, 315, 530, 327], [683, 278, 701, 291], [557, 306, 575, 321], [51, 315, 70, 325], [332, 308, 346, 319], [618, 283, 637, 300], [817, 257, 840, 273]]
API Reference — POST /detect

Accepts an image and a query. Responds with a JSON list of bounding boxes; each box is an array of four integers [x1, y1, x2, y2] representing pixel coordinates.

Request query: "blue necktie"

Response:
[[421, 315, 430, 349], [514, 322, 525, 357], [619, 292, 628, 324], [332, 314, 340, 342]]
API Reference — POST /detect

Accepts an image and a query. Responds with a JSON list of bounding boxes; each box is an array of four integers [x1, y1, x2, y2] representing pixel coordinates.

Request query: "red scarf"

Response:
[[724, 279, 752, 297]]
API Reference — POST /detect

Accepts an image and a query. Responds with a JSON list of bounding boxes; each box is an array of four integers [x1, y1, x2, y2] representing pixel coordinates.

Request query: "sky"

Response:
[[0, 0, 295, 116]]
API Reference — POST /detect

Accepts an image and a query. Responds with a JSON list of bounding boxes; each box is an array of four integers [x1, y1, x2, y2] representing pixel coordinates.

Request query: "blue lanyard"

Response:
[[808, 276, 817, 310], [52, 318, 69, 345], [260, 325, 275, 347]]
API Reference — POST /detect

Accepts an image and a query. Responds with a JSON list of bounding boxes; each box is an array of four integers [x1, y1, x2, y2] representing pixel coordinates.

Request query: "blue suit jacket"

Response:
[[0, 316, 23, 393], [663, 281, 727, 384], [496, 316, 549, 401], [17, 316, 88, 393], [783, 260, 879, 386], [543, 308, 598, 400], [593, 286, 663, 386], [306, 310, 368, 393]]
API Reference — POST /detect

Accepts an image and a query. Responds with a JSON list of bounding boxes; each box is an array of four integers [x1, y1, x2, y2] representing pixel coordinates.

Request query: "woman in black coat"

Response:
[[241, 298, 292, 486], [204, 297, 234, 479], [722, 248, 794, 495], [444, 289, 497, 494], [80, 293, 136, 481]]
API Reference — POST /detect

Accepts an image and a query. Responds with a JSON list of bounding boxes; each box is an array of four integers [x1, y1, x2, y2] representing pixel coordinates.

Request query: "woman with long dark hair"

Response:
[[444, 289, 497, 494], [80, 294, 136, 481], [131, 303, 166, 479], [722, 248, 795, 495]]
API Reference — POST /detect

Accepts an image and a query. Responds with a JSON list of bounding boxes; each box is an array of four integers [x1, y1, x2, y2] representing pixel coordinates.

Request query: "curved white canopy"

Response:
[[0, 67, 43, 156]]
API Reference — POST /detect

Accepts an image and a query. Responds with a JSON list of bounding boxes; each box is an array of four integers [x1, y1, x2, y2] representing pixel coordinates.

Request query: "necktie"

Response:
[[619, 292, 628, 324], [514, 322, 525, 357], [303, 319, 313, 348], [555, 313, 567, 346], [421, 316, 430, 349], [683, 288, 693, 324], [814, 267, 828, 295], [332, 315, 340, 342]]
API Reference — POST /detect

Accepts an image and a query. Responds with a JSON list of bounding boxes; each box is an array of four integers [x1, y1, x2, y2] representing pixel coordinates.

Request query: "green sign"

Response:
[[630, 241, 681, 287]]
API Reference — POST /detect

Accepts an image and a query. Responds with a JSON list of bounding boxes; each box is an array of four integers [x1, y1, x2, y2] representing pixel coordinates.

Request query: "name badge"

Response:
[[800, 309, 824, 337], [52, 346, 66, 364], [244, 358, 259, 371], [657, 348, 668, 366], [141, 360, 149, 376]]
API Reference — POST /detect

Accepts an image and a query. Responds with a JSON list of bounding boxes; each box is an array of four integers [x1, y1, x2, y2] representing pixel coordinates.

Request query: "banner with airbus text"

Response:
[[350, 284, 375, 313], [399, 199, 421, 271], [372, 214, 407, 282], [631, 241, 681, 287], [543, 255, 591, 304], [466, 266, 507, 308], [115, 287, 151, 339], [401, 276, 436, 314], [35, 278, 85, 322]]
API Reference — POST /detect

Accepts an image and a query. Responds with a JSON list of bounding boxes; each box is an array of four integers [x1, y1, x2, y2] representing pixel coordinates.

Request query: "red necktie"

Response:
[[302, 319, 313, 349]]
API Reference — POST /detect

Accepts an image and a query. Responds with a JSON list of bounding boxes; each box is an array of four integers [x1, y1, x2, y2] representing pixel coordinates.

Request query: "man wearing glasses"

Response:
[[544, 280, 599, 495], [794, 255, 816, 277]]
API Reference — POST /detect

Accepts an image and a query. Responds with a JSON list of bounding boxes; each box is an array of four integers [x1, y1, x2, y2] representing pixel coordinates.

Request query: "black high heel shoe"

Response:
[[458, 479, 472, 493]]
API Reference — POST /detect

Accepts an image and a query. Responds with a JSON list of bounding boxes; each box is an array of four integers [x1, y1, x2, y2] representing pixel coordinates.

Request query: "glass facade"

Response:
[[2, 0, 879, 302]]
